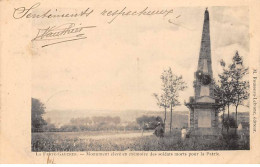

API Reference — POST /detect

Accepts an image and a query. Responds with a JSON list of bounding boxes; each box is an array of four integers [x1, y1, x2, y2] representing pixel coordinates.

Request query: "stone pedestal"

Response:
[[186, 100, 221, 137]]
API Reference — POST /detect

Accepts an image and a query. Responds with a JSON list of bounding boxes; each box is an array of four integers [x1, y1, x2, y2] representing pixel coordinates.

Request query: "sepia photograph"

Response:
[[31, 6, 250, 152]]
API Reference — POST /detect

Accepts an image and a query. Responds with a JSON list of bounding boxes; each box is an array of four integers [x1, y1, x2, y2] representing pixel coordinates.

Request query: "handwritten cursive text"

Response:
[[32, 23, 96, 47], [13, 3, 94, 19]]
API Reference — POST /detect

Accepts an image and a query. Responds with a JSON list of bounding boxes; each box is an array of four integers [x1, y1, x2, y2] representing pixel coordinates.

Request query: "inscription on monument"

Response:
[[198, 110, 211, 128]]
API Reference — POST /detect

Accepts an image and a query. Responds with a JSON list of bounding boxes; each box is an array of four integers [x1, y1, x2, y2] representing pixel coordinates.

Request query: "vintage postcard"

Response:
[[0, 0, 260, 164]]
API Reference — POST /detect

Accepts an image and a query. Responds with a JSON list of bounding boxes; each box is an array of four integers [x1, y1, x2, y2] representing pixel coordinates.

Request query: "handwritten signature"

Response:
[[46, 155, 55, 164], [32, 23, 96, 47]]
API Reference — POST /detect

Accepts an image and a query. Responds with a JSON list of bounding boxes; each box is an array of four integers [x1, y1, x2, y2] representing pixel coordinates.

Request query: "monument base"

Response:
[[188, 127, 221, 139]]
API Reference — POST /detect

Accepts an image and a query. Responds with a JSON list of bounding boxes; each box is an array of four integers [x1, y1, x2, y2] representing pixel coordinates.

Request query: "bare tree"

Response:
[[167, 68, 187, 133], [154, 68, 187, 133], [153, 70, 170, 126]]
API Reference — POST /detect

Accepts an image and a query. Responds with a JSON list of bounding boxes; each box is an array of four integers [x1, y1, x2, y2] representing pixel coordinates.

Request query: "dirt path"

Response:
[[80, 131, 154, 140]]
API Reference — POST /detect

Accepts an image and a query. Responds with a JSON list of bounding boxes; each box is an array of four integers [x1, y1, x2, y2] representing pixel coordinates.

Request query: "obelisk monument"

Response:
[[186, 8, 220, 136]]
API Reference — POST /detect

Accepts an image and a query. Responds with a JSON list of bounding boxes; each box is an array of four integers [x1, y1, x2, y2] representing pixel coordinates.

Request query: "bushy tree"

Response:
[[42, 118, 58, 132], [136, 115, 163, 130], [216, 51, 249, 132], [229, 51, 249, 127], [213, 80, 226, 131], [222, 117, 237, 129], [217, 59, 236, 133], [31, 98, 47, 132]]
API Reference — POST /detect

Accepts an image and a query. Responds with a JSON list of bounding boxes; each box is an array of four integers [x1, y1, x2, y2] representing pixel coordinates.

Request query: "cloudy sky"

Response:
[[32, 6, 249, 113]]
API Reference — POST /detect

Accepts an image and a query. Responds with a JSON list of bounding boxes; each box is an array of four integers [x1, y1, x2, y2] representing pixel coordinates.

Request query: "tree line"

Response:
[[31, 98, 162, 132], [59, 116, 123, 132]]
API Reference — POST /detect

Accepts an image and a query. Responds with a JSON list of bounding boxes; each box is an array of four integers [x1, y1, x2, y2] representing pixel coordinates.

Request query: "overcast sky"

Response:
[[32, 6, 249, 113]]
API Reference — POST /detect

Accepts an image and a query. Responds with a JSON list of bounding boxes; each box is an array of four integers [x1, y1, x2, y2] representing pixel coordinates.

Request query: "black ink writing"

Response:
[[13, 3, 94, 19], [32, 23, 96, 47], [100, 7, 174, 24]]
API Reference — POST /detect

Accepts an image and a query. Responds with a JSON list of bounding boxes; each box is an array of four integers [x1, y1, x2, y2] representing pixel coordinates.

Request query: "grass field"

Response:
[[32, 130, 249, 151]]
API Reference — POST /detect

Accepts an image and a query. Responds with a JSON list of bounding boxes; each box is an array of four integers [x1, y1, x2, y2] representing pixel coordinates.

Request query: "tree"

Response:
[[43, 118, 57, 132], [136, 115, 163, 130], [153, 70, 170, 126], [218, 59, 235, 132], [217, 51, 249, 133], [222, 117, 237, 129], [112, 116, 121, 125], [229, 51, 249, 128], [213, 80, 227, 131], [167, 68, 187, 133], [31, 98, 47, 132], [70, 117, 92, 126], [154, 68, 187, 133]]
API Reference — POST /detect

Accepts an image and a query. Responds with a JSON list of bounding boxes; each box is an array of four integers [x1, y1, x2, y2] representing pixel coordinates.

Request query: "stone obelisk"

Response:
[[186, 8, 220, 136]]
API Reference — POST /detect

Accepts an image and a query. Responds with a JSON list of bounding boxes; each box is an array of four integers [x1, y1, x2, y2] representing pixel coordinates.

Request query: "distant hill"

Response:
[[44, 109, 189, 127]]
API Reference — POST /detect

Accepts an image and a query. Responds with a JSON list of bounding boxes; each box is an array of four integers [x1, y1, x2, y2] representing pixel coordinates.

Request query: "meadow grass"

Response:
[[32, 130, 249, 151]]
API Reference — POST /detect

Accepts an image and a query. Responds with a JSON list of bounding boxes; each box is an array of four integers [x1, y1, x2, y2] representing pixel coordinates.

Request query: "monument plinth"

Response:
[[186, 8, 221, 136]]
